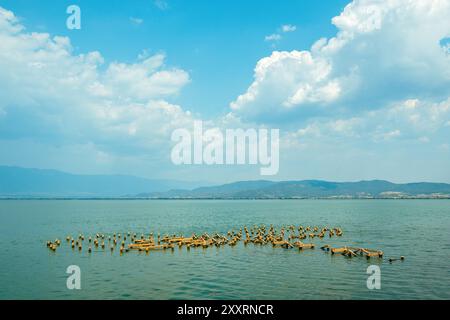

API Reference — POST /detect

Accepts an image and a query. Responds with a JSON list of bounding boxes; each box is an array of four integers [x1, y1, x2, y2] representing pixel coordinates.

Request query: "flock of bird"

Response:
[[46, 224, 401, 261]]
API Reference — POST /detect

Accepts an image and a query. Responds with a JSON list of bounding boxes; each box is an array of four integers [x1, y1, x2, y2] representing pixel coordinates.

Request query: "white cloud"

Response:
[[104, 54, 190, 101], [0, 7, 22, 33], [230, 51, 341, 116], [0, 7, 194, 158], [295, 123, 322, 138], [290, 98, 450, 144], [264, 24, 297, 43], [264, 34, 281, 42], [373, 129, 401, 142], [292, 117, 363, 141], [232, 0, 450, 121], [281, 24, 296, 33]]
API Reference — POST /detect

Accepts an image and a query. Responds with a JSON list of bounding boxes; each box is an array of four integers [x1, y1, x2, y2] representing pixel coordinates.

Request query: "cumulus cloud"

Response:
[[289, 98, 450, 145], [280, 96, 450, 182], [240, 0, 450, 182], [103, 54, 189, 101], [232, 0, 450, 121], [0, 6, 194, 160], [230, 51, 342, 118]]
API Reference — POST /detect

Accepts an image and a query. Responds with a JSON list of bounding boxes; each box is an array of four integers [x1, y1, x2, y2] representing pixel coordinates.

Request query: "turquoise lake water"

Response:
[[0, 199, 449, 300]]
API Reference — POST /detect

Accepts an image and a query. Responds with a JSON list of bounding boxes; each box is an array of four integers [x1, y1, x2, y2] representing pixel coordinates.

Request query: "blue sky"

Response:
[[0, 0, 449, 183]]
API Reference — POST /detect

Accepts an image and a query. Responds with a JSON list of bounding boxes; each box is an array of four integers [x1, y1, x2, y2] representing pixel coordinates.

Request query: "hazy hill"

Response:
[[142, 180, 450, 199], [0, 166, 205, 197], [2, 166, 449, 199]]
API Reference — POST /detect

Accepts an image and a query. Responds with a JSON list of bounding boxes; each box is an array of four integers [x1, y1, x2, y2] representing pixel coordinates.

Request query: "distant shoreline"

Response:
[[1, 197, 449, 200]]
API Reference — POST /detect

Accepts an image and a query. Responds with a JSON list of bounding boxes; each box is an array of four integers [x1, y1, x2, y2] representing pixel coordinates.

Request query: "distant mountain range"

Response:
[[0, 166, 206, 197], [1, 166, 450, 199], [140, 180, 450, 199]]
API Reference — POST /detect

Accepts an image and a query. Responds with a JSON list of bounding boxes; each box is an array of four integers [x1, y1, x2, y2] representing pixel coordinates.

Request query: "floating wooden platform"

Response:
[[330, 246, 383, 258], [45, 225, 397, 264]]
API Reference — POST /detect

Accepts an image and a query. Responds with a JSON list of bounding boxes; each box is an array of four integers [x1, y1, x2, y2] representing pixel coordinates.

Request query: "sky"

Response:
[[0, 0, 449, 183]]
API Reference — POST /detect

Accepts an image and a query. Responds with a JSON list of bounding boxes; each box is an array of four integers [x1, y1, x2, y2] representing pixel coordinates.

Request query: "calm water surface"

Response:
[[0, 200, 449, 300]]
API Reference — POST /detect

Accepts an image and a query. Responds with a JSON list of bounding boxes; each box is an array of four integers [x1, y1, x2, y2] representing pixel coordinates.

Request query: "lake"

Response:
[[0, 199, 449, 300]]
